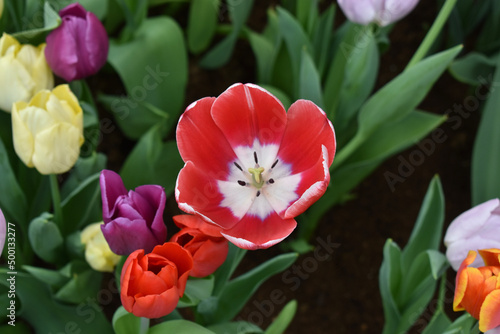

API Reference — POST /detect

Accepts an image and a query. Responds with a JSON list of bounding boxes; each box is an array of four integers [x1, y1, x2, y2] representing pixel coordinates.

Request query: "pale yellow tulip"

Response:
[[81, 222, 121, 273], [0, 33, 54, 112], [12, 84, 84, 175]]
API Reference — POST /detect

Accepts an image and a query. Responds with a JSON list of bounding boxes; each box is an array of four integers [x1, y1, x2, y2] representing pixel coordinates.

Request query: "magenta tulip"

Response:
[[337, 0, 419, 27], [100, 170, 167, 255], [45, 3, 108, 81]]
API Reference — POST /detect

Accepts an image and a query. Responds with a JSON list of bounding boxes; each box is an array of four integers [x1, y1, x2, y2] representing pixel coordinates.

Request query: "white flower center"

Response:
[[217, 140, 301, 220]]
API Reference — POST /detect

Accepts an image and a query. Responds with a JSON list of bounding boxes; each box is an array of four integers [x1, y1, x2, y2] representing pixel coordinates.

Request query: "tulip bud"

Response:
[[0, 33, 54, 112], [337, 0, 419, 27], [0, 208, 5, 257], [11, 84, 84, 175], [81, 222, 121, 272], [100, 170, 168, 255], [45, 3, 108, 81], [444, 198, 500, 270]]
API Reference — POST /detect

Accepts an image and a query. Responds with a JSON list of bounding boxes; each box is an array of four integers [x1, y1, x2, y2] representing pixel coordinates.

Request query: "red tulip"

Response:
[[170, 215, 228, 277], [45, 3, 108, 81], [120, 242, 193, 318], [454, 249, 500, 332], [175, 83, 336, 249]]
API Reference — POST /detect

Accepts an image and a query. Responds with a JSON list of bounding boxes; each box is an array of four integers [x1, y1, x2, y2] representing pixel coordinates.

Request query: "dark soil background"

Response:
[[98, 0, 482, 333]]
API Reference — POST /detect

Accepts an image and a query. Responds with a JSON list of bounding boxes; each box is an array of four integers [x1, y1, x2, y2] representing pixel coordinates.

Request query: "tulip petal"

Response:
[[172, 215, 223, 237], [176, 161, 241, 229], [211, 83, 287, 150], [131, 288, 180, 318], [277, 100, 335, 174], [190, 238, 228, 277], [84, 11, 109, 72], [221, 212, 297, 250], [176, 97, 237, 177], [480, 249, 500, 267], [481, 289, 500, 332], [337, 0, 377, 25], [133, 185, 167, 243], [454, 250, 477, 311], [101, 218, 159, 255], [100, 170, 128, 223], [0, 209, 5, 257]]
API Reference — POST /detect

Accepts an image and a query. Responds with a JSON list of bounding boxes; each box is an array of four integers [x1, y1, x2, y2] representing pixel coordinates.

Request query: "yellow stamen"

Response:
[[248, 167, 265, 187]]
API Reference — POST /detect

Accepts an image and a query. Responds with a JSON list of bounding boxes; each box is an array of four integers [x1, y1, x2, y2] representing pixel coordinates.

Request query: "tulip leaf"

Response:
[[187, 0, 219, 54], [440, 313, 478, 334], [12, 2, 61, 43], [212, 243, 247, 296], [337, 44, 462, 166], [379, 239, 402, 334], [199, 0, 254, 68], [264, 299, 297, 334], [207, 321, 263, 334], [61, 153, 107, 198], [401, 176, 445, 273], [55, 268, 102, 304], [178, 276, 215, 308], [299, 110, 446, 241], [248, 31, 276, 84], [22, 265, 67, 289], [201, 253, 297, 324], [113, 306, 149, 334], [449, 52, 497, 85], [107, 16, 188, 139], [0, 269, 113, 333], [148, 320, 216, 334], [472, 56, 500, 205], [311, 4, 335, 77], [28, 212, 64, 264], [60, 173, 102, 234], [298, 49, 323, 108], [0, 137, 28, 225]]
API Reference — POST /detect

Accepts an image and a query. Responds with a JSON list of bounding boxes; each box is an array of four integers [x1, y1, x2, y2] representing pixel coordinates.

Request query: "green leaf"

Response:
[[379, 239, 402, 334], [55, 267, 102, 304], [60, 173, 102, 233], [300, 110, 445, 241], [113, 306, 149, 334], [200, 253, 297, 324], [207, 321, 263, 334], [12, 2, 61, 43], [336, 45, 462, 167], [449, 52, 497, 85], [212, 243, 247, 296], [187, 0, 219, 54], [28, 213, 64, 264], [178, 276, 215, 308], [200, 0, 254, 68], [311, 5, 335, 78], [472, 56, 500, 205], [61, 153, 107, 198], [0, 270, 112, 332], [441, 313, 477, 334], [0, 137, 27, 225], [298, 49, 324, 108], [148, 319, 216, 334], [22, 265, 67, 288], [264, 300, 297, 334], [120, 125, 183, 196], [401, 176, 445, 272], [107, 16, 188, 139], [248, 31, 276, 84]]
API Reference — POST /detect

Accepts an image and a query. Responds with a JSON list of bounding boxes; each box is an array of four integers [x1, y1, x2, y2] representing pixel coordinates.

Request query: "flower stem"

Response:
[[405, 0, 458, 70], [50, 174, 63, 230]]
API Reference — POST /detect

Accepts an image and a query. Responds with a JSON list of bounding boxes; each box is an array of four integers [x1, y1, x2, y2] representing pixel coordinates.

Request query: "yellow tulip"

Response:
[[11, 84, 84, 175], [0, 33, 54, 112], [81, 223, 121, 273]]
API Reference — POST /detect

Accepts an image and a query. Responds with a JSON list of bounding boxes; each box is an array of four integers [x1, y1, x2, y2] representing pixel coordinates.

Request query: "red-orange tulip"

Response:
[[170, 215, 229, 277], [454, 249, 500, 332], [120, 242, 193, 318]]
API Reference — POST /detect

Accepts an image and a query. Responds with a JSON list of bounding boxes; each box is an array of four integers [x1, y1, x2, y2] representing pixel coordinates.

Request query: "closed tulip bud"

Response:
[[45, 3, 108, 82], [0, 208, 5, 257], [11, 84, 84, 175], [81, 222, 121, 272], [444, 199, 500, 270], [0, 33, 54, 112], [337, 0, 419, 27]]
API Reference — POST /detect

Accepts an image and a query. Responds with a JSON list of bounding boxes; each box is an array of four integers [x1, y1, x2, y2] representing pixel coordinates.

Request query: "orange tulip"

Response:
[[170, 215, 228, 277], [453, 249, 500, 332], [120, 242, 193, 318]]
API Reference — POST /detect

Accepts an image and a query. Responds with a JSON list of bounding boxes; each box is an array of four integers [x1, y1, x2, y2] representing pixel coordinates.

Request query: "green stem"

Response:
[[405, 0, 458, 70], [49, 174, 63, 231]]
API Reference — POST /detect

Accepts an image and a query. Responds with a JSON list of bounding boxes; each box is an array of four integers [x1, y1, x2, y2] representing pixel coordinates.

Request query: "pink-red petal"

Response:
[[176, 97, 236, 177], [172, 214, 224, 237], [221, 212, 297, 250], [278, 99, 336, 174], [211, 83, 287, 149]]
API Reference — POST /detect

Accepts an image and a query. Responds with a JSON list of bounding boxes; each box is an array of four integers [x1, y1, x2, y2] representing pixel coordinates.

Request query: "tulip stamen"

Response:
[[248, 167, 265, 188], [234, 162, 243, 171]]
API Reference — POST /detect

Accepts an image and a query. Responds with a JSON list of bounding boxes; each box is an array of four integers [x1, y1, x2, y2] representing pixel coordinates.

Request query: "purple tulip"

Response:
[[100, 170, 167, 255], [0, 209, 5, 257], [45, 3, 108, 81], [337, 0, 419, 27], [444, 198, 500, 271]]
